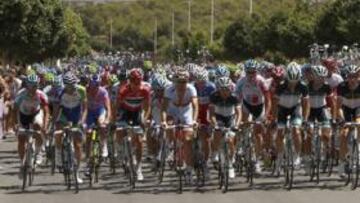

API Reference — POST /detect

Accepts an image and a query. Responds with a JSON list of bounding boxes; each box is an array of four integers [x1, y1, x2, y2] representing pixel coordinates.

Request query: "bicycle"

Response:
[[343, 122, 360, 190], [282, 118, 296, 190], [322, 121, 340, 176], [108, 124, 117, 175], [304, 121, 322, 184], [87, 124, 102, 188], [62, 123, 82, 193], [18, 126, 40, 191], [236, 121, 261, 187], [45, 122, 56, 175], [166, 124, 191, 194], [193, 125, 207, 188], [116, 123, 142, 190], [212, 126, 236, 193], [148, 124, 167, 184]]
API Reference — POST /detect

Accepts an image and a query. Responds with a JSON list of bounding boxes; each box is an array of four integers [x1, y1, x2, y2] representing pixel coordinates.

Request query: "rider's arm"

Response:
[[336, 96, 344, 120], [191, 96, 199, 123], [42, 104, 50, 131], [161, 98, 169, 124], [301, 97, 310, 122], [264, 91, 271, 120], [104, 96, 111, 123], [81, 98, 88, 125], [209, 104, 217, 127]]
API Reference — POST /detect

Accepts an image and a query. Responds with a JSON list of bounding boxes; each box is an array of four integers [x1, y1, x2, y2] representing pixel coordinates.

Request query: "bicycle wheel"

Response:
[[22, 165, 28, 191], [246, 143, 254, 185], [314, 135, 321, 184], [327, 135, 336, 176], [351, 141, 359, 190], [284, 138, 294, 190], [158, 139, 167, 183], [126, 140, 135, 189], [73, 168, 79, 193], [223, 147, 230, 193]]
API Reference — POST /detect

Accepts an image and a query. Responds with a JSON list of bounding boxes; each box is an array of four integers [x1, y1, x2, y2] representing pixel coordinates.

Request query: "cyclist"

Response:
[[209, 77, 241, 179], [303, 65, 334, 175], [115, 68, 151, 181], [15, 74, 50, 177], [273, 62, 310, 173], [193, 68, 216, 178], [147, 74, 170, 169], [54, 72, 87, 183], [336, 64, 360, 178], [85, 74, 111, 167], [235, 59, 271, 173], [161, 67, 198, 183]]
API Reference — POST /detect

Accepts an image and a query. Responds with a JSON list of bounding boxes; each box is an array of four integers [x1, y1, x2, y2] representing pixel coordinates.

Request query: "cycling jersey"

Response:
[[43, 85, 63, 105], [118, 82, 151, 112], [235, 75, 267, 106], [110, 82, 121, 103], [165, 83, 197, 125], [194, 81, 216, 124], [308, 82, 332, 108], [326, 73, 343, 89], [87, 86, 110, 112], [275, 81, 309, 108], [209, 91, 239, 117], [338, 82, 360, 109], [209, 91, 240, 127], [15, 89, 48, 115], [58, 85, 86, 124]]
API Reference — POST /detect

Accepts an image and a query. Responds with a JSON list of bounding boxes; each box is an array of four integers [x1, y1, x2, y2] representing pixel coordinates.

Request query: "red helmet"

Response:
[[321, 57, 338, 70], [271, 65, 285, 79], [129, 68, 143, 81]]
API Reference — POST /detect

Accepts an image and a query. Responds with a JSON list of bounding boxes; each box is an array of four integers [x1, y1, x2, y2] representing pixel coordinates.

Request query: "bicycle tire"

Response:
[[286, 140, 294, 190], [22, 165, 27, 191], [74, 168, 79, 193], [315, 135, 321, 184], [126, 139, 136, 189], [158, 139, 167, 183], [223, 144, 230, 193], [351, 141, 359, 190]]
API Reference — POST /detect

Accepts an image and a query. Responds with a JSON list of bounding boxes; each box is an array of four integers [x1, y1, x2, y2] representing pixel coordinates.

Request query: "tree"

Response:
[[223, 16, 265, 60], [0, 0, 90, 64], [316, 0, 360, 45]]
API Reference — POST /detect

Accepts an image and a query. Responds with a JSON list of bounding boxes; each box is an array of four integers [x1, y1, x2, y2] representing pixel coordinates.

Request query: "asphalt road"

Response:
[[1, 134, 360, 203]]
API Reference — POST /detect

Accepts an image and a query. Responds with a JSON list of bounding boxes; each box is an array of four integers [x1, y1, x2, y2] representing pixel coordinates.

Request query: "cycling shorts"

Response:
[[19, 110, 44, 129], [309, 106, 330, 128], [277, 105, 302, 129], [86, 107, 106, 127], [117, 109, 143, 134], [58, 105, 82, 126], [242, 100, 265, 122], [342, 106, 360, 122]]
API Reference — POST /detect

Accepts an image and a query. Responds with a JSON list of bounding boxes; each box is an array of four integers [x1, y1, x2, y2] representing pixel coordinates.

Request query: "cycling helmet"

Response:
[[286, 62, 302, 81], [26, 74, 40, 85], [174, 67, 190, 82], [63, 72, 78, 85], [271, 65, 285, 79], [237, 63, 245, 73], [151, 75, 168, 90], [110, 74, 119, 85], [44, 72, 55, 83], [117, 69, 128, 81], [244, 59, 259, 73], [312, 65, 328, 78], [215, 77, 232, 89], [208, 69, 216, 82], [90, 74, 101, 86], [194, 69, 208, 81], [53, 75, 63, 87], [215, 65, 230, 78], [343, 65, 360, 78], [129, 68, 144, 81]]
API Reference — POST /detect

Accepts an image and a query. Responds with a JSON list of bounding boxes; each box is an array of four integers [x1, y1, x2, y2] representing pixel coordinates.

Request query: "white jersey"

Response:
[[164, 83, 197, 125], [326, 73, 343, 89], [235, 75, 268, 106]]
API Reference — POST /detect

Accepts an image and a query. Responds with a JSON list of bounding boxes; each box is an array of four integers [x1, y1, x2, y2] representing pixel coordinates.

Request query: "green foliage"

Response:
[[315, 0, 360, 45], [0, 0, 90, 64]]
